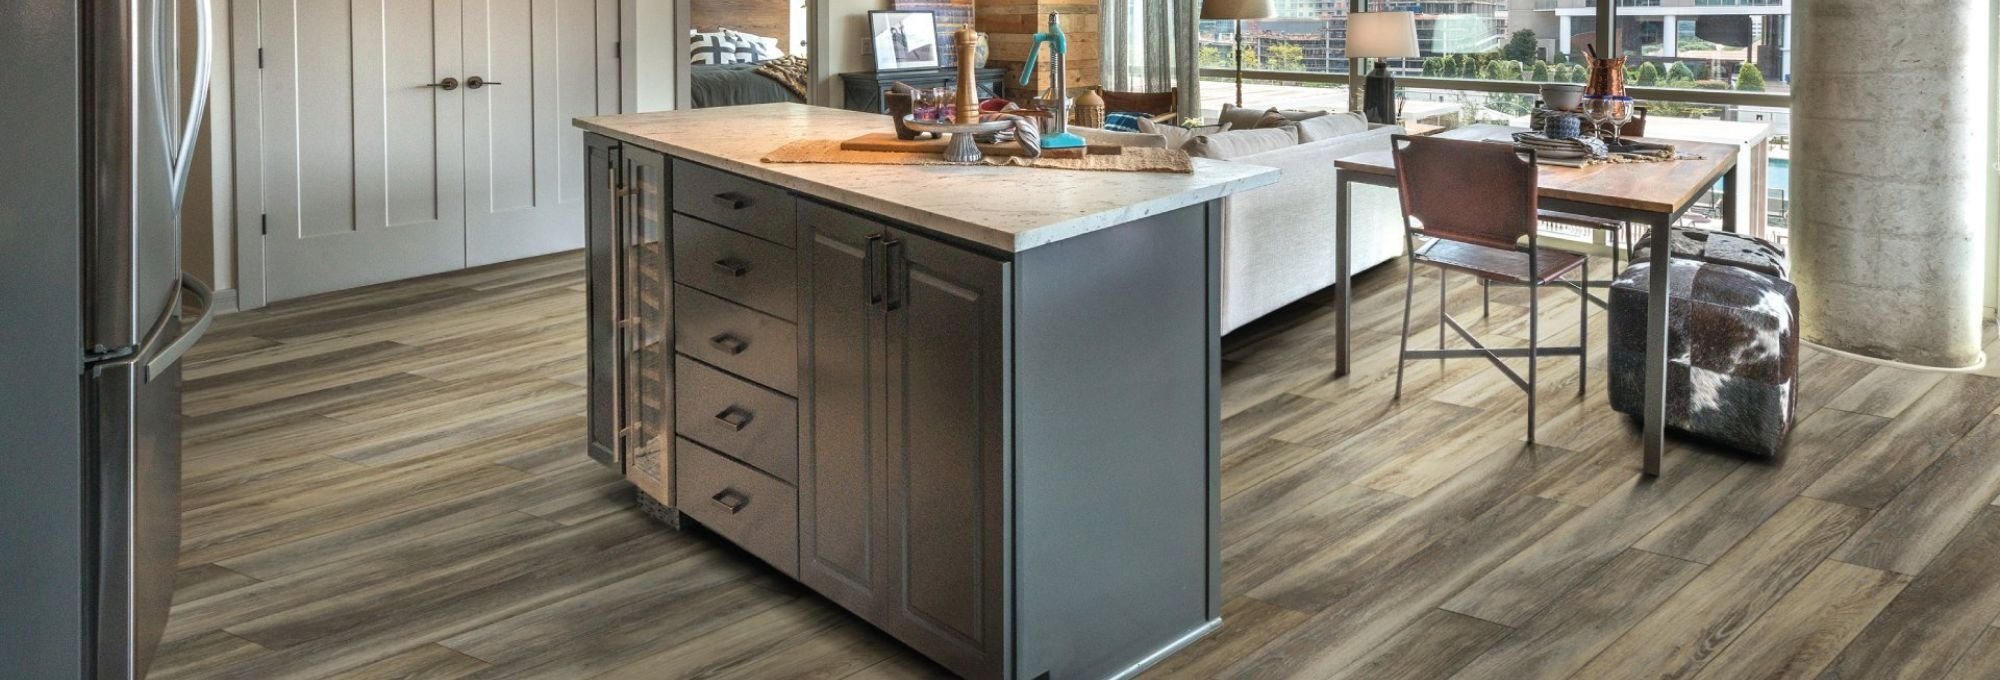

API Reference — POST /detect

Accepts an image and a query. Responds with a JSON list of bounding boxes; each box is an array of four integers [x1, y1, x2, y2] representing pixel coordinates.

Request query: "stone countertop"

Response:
[[575, 103, 1279, 254]]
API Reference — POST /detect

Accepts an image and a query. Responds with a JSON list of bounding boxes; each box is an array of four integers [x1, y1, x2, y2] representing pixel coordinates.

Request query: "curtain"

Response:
[[1103, 0, 1200, 120]]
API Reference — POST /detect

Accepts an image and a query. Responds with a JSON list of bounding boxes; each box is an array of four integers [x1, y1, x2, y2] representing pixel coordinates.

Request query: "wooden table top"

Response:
[[1334, 124, 1741, 216]]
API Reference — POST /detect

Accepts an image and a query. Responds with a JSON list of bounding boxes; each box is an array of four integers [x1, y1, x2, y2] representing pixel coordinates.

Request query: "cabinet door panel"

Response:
[[797, 201, 890, 616], [883, 228, 1008, 676], [623, 146, 673, 505], [584, 134, 622, 470]]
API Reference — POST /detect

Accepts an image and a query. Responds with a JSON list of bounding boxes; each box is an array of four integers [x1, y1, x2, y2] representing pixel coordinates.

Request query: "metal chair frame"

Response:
[[1388, 135, 1591, 444]]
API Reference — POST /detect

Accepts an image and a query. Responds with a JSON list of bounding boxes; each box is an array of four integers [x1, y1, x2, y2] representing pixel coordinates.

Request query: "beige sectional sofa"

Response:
[[1078, 112, 1408, 333]]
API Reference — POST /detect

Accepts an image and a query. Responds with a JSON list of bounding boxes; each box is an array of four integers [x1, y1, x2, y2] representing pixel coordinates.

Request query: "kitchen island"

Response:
[[574, 103, 1277, 680]]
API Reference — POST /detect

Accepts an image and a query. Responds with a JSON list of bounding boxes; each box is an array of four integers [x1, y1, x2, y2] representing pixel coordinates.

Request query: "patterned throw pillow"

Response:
[[1103, 112, 1147, 132], [690, 32, 753, 64], [723, 29, 785, 62]]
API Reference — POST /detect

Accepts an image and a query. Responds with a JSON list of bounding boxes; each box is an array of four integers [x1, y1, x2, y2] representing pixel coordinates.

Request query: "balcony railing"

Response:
[[1197, 67, 1792, 108]]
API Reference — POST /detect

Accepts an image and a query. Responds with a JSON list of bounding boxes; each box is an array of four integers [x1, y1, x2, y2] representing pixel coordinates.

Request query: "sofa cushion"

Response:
[[1219, 103, 1328, 130], [1186, 127, 1298, 160], [1296, 112, 1370, 142], [1137, 119, 1229, 150], [1068, 126, 1170, 149]]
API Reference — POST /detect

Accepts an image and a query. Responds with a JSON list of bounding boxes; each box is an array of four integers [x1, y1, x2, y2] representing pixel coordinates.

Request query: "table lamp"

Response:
[[1201, 0, 1274, 107], [1346, 11, 1418, 125]]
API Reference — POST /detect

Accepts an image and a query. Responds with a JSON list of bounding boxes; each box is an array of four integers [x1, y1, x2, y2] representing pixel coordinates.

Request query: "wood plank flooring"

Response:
[[157, 251, 2000, 679]]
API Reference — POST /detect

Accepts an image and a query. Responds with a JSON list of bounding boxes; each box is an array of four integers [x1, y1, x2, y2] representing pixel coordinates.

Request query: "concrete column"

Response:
[[1660, 15, 1676, 58], [1792, 0, 1991, 368], [1558, 15, 1571, 56]]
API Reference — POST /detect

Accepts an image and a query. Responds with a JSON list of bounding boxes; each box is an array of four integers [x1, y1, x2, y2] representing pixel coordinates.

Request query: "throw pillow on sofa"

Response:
[[1296, 112, 1370, 142], [1185, 127, 1298, 160], [1137, 119, 1231, 151], [1219, 103, 1331, 130]]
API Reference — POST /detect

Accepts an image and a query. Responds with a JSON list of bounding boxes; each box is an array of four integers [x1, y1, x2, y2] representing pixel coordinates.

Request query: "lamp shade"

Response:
[[1346, 11, 1419, 59], [1200, 0, 1273, 21]]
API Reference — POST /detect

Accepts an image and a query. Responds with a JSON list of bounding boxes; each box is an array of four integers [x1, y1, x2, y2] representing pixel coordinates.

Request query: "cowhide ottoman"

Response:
[[1608, 260, 1801, 456], [1630, 226, 1789, 279]]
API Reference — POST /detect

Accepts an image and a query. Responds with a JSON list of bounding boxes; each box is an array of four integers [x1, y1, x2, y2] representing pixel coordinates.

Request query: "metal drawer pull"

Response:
[[713, 258, 750, 277], [709, 333, 748, 355], [712, 489, 749, 514], [712, 192, 748, 210], [715, 406, 753, 431]]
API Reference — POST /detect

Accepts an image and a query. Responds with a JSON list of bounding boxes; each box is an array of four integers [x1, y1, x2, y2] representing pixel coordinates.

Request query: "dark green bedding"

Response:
[[691, 63, 803, 108]]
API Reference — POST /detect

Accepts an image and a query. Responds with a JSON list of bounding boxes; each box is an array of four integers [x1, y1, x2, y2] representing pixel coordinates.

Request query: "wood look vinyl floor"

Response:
[[159, 251, 2000, 680]]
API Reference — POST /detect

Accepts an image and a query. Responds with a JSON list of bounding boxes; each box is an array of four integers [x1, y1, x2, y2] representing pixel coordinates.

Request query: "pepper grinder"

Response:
[[955, 28, 979, 123]]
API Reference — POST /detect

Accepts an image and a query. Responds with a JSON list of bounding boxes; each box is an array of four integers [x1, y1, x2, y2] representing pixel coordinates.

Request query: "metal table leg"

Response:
[[1336, 172, 1354, 378], [1642, 212, 1673, 476], [1720, 164, 1740, 234]]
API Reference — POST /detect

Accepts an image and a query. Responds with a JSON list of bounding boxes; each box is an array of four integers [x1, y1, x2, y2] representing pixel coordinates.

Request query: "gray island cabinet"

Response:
[[575, 104, 1277, 680]]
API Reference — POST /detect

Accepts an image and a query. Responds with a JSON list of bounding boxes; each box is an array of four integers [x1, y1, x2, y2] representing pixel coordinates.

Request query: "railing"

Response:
[[1199, 67, 1793, 108]]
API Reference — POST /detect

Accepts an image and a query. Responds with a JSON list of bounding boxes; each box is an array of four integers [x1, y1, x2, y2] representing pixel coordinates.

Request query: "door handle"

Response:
[[170, 0, 214, 218], [884, 238, 907, 312], [714, 406, 753, 432], [711, 193, 748, 210], [712, 258, 750, 277], [865, 233, 885, 305], [467, 76, 502, 89], [145, 274, 216, 381], [708, 333, 748, 355], [711, 489, 749, 514], [423, 77, 461, 91]]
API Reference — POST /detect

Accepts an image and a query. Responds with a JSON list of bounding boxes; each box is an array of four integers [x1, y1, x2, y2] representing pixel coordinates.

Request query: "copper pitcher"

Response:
[[1584, 46, 1626, 98]]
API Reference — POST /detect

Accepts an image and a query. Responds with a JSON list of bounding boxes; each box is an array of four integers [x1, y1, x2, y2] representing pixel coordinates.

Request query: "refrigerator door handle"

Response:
[[169, 0, 214, 216], [144, 274, 215, 382]]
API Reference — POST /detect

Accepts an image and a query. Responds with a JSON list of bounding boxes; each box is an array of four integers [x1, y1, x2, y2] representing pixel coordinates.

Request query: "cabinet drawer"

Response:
[[672, 159, 795, 246], [673, 215, 797, 321], [675, 355, 799, 483], [677, 438, 799, 577], [675, 284, 798, 395]]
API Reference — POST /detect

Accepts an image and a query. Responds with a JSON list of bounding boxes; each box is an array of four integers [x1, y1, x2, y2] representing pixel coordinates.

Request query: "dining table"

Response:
[[1331, 124, 1744, 476]]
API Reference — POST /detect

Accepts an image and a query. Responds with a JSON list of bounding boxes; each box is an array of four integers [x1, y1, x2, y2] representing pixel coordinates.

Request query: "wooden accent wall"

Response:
[[691, 0, 793, 54], [975, 2, 1099, 99]]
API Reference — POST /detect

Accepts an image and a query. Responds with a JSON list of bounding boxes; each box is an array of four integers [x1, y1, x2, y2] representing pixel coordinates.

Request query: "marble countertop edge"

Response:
[[575, 106, 1279, 254]]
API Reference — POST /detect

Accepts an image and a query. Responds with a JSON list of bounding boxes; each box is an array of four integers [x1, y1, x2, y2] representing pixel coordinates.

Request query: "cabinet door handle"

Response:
[[711, 489, 749, 514], [714, 406, 753, 431], [712, 192, 748, 210], [712, 257, 750, 277], [884, 238, 907, 312], [709, 333, 748, 355], [865, 233, 885, 305]]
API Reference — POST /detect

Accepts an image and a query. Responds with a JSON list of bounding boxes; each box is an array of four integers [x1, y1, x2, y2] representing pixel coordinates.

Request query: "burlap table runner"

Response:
[[761, 139, 1194, 174]]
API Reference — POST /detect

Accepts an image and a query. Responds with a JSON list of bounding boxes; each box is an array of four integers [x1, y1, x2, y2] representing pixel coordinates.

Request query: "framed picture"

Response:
[[892, 0, 973, 65], [869, 10, 940, 72]]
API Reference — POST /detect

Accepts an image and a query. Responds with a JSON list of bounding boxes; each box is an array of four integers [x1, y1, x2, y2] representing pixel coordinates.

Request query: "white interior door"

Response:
[[462, 0, 617, 267], [260, 0, 468, 302]]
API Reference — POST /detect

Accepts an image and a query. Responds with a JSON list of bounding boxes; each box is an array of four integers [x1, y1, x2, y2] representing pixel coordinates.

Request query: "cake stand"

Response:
[[901, 115, 1016, 163]]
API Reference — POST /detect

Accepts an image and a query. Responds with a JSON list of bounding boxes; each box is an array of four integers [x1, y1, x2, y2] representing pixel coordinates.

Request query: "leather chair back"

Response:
[[1390, 134, 1540, 249]]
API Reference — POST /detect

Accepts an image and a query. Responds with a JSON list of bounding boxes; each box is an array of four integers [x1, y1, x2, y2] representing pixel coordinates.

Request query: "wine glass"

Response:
[[1581, 95, 1613, 139], [1608, 95, 1636, 143]]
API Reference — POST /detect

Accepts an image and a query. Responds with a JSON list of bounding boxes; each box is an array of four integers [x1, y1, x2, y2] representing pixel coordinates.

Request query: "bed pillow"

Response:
[[690, 31, 754, 64], [723, 29, 785, 61]]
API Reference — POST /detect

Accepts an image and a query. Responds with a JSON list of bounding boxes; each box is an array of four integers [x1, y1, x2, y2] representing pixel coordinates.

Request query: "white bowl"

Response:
[[1540, 84, 1585, 112]]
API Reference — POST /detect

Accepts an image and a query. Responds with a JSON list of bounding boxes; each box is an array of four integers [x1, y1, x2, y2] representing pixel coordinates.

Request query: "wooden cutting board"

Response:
[[838, 132, 1120, 160]]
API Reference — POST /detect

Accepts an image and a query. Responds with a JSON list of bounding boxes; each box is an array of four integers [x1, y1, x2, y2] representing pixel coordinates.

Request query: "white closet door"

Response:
[[260, 0, 468, 302], [461, 0, 616, 267]]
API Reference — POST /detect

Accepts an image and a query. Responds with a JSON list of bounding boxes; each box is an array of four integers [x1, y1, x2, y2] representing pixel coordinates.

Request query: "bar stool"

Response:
[[1389, 134, 1593, 443]]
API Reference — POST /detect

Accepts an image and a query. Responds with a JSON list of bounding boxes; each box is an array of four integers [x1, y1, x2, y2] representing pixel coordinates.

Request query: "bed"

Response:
[[692, 62, 805, 108]]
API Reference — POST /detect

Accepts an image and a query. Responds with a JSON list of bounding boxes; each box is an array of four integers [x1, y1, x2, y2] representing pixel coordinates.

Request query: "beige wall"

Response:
[[822, 0, 888, 108]]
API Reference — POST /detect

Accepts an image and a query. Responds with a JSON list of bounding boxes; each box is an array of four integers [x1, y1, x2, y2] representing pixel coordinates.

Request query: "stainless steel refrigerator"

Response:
[[1, 0, 216, 677]]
